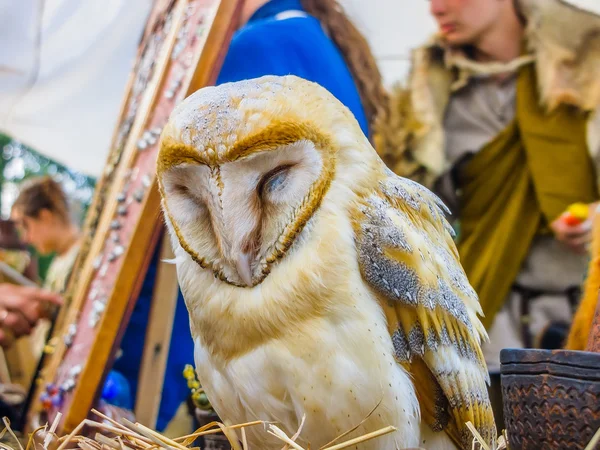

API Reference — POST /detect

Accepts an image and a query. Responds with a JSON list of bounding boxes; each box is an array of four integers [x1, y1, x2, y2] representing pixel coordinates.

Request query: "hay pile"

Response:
[[11, 411, 600, 450], [0, 410, 398, 450]]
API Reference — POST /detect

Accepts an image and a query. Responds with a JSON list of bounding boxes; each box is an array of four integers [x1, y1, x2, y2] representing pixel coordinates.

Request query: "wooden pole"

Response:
[[134, 238, 179, 428]]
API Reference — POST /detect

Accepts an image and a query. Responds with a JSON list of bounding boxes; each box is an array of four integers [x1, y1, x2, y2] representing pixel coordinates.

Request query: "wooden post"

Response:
[[134, 238, 179, 428]]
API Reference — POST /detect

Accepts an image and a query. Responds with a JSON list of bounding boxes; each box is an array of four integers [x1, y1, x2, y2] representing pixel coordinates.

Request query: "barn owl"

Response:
[[157, 75, 496, 450]]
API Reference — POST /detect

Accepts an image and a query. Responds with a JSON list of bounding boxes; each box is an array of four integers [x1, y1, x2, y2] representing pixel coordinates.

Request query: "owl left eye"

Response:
[[258, 165, 292, 197]]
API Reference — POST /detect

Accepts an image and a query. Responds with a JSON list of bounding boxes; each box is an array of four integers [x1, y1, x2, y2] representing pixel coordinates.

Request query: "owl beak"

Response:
[[235, 251, 254, 287]]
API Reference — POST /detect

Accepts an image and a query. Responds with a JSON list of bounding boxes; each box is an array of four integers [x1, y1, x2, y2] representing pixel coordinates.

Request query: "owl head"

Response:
[[157, 75, 374, 287]]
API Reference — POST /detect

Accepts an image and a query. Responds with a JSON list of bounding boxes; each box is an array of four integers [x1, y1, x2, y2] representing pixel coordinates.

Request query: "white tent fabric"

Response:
[[0, 0, 432, 178], [562, 0, 600, 16], [0, 0, 153, 177]]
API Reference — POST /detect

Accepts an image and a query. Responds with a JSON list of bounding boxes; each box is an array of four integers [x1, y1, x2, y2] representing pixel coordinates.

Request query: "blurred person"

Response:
[[10, 177, 139, 415], [8, 177, 179, 420], [8, 178, 183, 424], [374, 0, 600, 424], [0, 283, 61, 423], [10, 176, 81, 361], [11, 176, 81, 294], [217, 0, 387, 136]]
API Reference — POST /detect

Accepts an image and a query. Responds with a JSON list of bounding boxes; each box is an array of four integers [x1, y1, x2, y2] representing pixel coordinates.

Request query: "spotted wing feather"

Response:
[[355, 171, 496, 449]]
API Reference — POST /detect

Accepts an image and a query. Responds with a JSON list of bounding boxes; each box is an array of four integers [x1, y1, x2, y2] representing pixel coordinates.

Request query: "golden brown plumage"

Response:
[[157, 75, 495, 449], [352, 175, 494, 446]]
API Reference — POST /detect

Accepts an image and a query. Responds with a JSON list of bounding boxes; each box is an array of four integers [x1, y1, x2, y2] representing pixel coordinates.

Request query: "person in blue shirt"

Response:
[[113, 0, 385, 433], [218, 0, 386, 138]]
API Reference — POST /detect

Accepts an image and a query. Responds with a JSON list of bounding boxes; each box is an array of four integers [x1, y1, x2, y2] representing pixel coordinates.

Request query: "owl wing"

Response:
[[353, 169, 496, 449]]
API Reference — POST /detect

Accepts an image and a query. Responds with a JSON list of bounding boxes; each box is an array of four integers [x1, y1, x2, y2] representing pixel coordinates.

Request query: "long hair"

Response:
[[301, 0, 388, 131]]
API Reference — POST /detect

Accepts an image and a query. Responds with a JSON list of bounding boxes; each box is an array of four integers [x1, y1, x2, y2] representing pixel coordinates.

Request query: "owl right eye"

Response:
[[168, 182, 207, 212]]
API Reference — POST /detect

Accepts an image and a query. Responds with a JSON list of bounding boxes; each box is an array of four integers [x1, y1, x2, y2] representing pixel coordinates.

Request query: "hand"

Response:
[[0, 284, 62, 348], [551, 203, 599, 254]]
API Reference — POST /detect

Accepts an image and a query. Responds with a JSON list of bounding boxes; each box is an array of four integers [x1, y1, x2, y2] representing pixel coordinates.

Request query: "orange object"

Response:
[[561, 202, 589, 226], [566, 206, 600, 350]]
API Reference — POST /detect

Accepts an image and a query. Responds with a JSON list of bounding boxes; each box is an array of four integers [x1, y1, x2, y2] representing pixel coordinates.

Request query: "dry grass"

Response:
[[0, 408, 398, 450], [467, 421, 600, 450], [465, 422, 507, 450], [5, 411, 597, 450]]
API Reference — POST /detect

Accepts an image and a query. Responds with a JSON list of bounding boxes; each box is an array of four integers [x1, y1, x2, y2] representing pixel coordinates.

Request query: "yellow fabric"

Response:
[[457, 63, 598, 329], [566, 213, 600, 350]]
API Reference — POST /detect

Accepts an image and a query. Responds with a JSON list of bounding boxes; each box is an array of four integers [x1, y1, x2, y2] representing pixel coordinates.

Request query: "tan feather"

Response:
[[354, 172, 496, 449]]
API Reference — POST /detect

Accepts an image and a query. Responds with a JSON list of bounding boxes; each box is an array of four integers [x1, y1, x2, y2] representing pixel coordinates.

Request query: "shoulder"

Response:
[[521, 0, 600, 111], [229, 16, 323, 58], [217, 17, 323, 84], [217, 15, 341, 87]]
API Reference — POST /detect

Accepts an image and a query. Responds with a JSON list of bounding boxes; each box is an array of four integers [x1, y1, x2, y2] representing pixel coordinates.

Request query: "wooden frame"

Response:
[[25, 0, 242, 434]]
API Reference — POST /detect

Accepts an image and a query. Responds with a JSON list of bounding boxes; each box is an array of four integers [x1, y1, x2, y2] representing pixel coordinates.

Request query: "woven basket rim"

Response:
[[501, 348, 600, 373]]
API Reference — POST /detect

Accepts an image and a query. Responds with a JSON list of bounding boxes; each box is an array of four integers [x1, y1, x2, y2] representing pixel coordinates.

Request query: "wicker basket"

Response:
[[501, 348, 600, 449]]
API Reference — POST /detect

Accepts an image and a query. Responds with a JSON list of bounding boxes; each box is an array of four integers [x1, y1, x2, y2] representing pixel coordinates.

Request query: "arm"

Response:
[[0, 284, 62, 348], [550, 203, 600, 254]]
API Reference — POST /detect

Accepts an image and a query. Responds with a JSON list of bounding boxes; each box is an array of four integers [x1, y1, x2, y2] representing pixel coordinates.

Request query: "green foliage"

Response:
[[35, 252, 55, 282]]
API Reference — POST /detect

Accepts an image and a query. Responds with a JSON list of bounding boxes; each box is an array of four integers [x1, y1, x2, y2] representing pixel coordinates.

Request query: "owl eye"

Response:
[[258, 165, 293, 197], [169, 182, 206, 210], [173, 184, 190, 196]]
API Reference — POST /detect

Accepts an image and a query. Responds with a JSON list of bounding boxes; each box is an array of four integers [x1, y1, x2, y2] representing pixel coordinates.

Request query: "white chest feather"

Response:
[[193, 286, 421, 449]]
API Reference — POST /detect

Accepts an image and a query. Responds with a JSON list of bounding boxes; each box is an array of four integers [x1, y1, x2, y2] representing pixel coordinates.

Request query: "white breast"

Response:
[[193, 285, 422, 449]]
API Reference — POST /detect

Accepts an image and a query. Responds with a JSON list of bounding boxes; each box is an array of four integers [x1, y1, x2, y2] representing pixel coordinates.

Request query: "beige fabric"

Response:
[[43, 241, 80, 293], [376, 33, 600, 189], [485, 236, 586, 371]]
